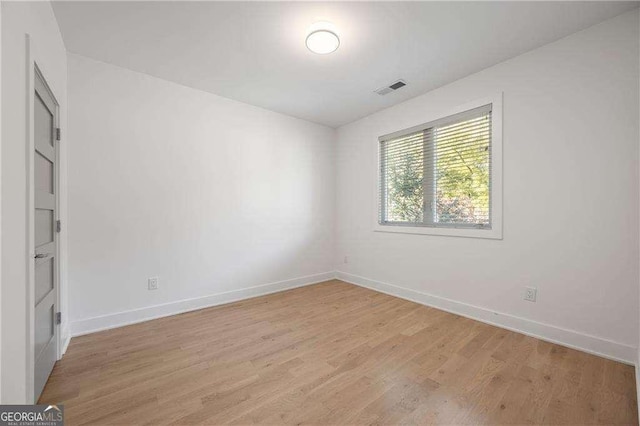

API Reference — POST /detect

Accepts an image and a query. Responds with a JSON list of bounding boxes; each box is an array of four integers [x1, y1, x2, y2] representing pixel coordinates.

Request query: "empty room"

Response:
[[1, 0, 640, 424]]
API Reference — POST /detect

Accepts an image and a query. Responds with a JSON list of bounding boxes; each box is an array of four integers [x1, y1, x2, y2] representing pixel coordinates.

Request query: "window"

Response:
[[376, 97, 502, 239]]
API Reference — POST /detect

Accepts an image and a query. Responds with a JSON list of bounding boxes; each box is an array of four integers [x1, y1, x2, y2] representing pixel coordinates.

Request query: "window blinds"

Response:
[[379, 104, 492, 228]]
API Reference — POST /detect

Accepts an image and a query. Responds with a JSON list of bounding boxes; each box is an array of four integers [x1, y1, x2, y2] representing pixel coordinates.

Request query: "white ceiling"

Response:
[[52, 1, 638, 128]]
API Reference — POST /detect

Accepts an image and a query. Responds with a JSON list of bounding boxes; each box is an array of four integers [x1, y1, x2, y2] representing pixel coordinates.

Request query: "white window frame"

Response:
[[373, 93, 503, 240]]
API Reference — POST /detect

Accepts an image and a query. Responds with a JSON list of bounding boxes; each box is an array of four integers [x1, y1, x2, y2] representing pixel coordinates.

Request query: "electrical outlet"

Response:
[[344, 256, 349, 264], [148, 277, 159, 290], [524, 287, 537, 302]]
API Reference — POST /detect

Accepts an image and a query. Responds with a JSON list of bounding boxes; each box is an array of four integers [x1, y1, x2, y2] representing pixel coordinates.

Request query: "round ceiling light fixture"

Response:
[[306, 22, 340, 55]]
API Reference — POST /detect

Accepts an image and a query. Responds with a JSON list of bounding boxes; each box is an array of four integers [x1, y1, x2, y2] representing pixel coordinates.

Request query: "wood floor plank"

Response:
[[39, 280, 638, 425]]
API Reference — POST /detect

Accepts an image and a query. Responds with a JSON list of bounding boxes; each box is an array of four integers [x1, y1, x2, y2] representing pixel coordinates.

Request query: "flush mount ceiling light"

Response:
[[306, 22, 340, 55]]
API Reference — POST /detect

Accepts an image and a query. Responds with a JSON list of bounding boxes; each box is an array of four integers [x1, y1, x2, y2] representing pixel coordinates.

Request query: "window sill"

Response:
[[373, 223, 502, 240]]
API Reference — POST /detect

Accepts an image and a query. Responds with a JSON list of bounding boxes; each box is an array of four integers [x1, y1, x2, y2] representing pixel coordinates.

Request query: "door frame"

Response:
[[25, 34, 62, 403]]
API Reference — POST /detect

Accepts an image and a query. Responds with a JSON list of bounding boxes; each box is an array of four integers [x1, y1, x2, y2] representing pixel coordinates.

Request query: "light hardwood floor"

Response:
[[40, 280, 638, 425]]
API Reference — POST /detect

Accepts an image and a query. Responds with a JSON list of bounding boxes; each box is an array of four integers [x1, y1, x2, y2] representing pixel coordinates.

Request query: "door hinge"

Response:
[[56, 220, 61, 233], [55, 312, 62, 325], [56, 128, 61, 141]]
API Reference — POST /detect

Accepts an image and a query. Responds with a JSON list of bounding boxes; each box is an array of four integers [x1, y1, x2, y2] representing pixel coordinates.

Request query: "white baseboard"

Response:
[[70, 271, 336, 337], [336, 271, 636, 365], [61, 332, 71, 356], [68, 269, 636, 366]]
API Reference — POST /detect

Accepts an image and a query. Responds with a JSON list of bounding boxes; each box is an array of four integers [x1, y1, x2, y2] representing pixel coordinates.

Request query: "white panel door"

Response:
[[33, 70, 59, 401]]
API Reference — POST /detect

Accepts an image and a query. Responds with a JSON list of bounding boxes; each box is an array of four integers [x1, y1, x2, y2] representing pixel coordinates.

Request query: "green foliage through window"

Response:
[[380, 109, 491, 228]]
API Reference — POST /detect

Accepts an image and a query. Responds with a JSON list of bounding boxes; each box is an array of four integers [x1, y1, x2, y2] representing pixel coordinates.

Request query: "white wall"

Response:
[[1, 1, 67, 403], [67, 54, 335, 333], [336, 10, 640, 363], [0, 4, 4, 404], [637, 6, 640, 412]]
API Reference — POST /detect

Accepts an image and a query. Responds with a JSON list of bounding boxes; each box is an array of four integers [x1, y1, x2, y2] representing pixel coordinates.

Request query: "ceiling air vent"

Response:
[[375, 79, 407, 96]]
